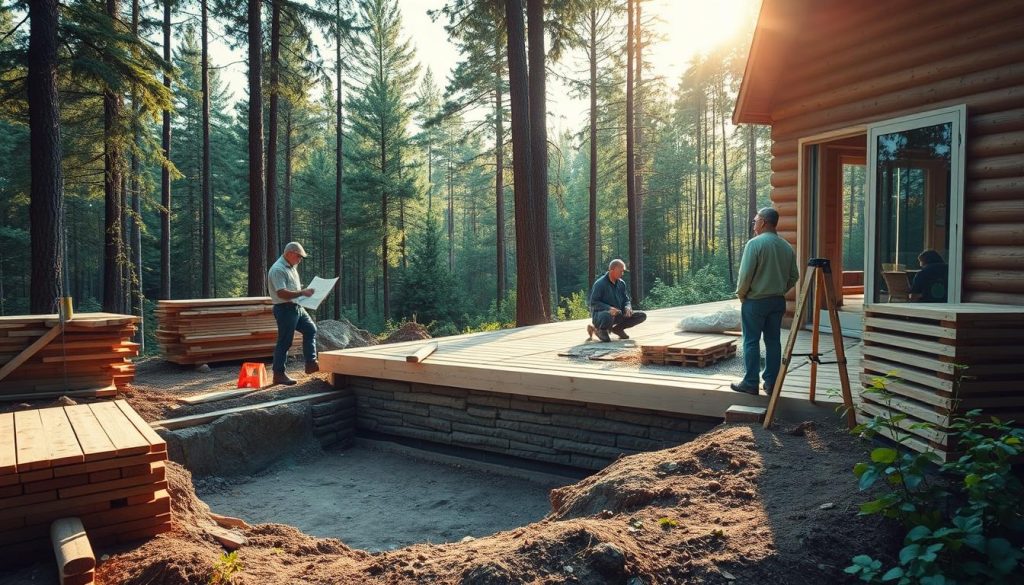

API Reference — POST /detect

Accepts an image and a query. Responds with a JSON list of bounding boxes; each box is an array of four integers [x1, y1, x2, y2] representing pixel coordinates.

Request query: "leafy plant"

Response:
[[846, 377, 1024, 585], [209, 551, 242, 585], [658, 517, 679, 530]]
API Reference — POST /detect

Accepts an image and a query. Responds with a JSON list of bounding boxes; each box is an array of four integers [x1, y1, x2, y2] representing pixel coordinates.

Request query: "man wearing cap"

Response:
[[731, 207, 799, 397], [268, 241, 319, 385], [587, 258, 647, 342]]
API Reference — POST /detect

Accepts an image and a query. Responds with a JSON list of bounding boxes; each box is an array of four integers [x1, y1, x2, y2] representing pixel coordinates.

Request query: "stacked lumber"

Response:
[[0, 313, 139, 402], [156, 297, 301, 364], [858, 303, 1024, 462], [640, 335, 737, 367], [0, 400, 169, 567]]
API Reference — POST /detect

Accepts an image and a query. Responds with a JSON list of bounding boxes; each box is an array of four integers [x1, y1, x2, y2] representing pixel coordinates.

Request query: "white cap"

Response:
[[284, 242, 308, 258]]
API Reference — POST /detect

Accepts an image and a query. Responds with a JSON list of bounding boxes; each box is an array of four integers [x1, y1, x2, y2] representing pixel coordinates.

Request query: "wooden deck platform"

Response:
[[321, 300, 863, 422]]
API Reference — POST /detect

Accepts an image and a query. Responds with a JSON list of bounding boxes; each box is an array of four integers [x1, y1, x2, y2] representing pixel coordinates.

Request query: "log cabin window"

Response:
[[866, 106, 966, 304]]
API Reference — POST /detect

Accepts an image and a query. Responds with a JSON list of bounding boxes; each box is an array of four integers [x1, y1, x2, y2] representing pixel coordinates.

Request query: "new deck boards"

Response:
[[0, 401, 170, 567], [322, 301, 864, 420]]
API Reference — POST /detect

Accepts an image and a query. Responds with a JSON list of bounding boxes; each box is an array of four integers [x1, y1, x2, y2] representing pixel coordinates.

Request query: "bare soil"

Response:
[[6, 356, 899, 584]]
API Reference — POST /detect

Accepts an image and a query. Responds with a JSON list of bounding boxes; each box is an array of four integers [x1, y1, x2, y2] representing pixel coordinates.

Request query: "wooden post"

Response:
[[51, 517, 95, 577], [406, 342, 438, 363]]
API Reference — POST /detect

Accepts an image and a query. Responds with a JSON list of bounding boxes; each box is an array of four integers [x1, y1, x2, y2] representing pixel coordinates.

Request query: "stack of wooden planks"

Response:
[[640, 334, 737, 367], [858, 303, 1024, 462], [0, 400, 169, 567], [0, 313, 139, 402], [156, 297, 301, 365]]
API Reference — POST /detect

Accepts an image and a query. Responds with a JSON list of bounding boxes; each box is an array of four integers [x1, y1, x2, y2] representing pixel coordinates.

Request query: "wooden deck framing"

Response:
[[322, 300, 863, 421]]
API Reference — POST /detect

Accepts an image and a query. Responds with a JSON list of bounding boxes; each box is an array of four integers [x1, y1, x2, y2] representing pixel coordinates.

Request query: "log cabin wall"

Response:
[[763, 0, 1024, 304]]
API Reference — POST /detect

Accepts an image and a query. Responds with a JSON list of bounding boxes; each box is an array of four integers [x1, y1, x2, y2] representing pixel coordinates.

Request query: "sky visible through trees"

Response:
[[0, 0, 771, 344]]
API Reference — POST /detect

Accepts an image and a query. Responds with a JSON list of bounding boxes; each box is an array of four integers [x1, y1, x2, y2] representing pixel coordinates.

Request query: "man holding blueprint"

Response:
[[267, 241, 338, 385]]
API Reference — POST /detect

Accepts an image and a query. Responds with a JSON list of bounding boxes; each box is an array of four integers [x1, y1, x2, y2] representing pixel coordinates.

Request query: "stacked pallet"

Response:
[[0, 400, 170, 567], [156, 297, 301, 364], [0, 313, 139, 402], [640, 335, 737, 367], [858, 303, 1024, 462]]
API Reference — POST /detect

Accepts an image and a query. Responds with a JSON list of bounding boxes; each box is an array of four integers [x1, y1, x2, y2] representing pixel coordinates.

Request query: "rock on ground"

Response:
[[316, 318, 378, 351]]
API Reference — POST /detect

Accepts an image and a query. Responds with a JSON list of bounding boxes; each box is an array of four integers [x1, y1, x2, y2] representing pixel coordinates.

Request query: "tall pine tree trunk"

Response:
[[266, 0, 281, 260], [633, 0, 644, 300], [334, 1, 344, 319], [526, 0, 551, 320], [103, 0, 124, 313], [504, 0, 539, 326], [625, 0, 639, 301], [160, 0, 171, 300], [27, 0, 64, 314], [201, 0, 213, 297], [494, 55, 506, 309], [130, 0, 143, 339], [247, 0, 268, 296], [284, 108, 293, 244], [587, 5, 597, 289], [722, 98, 734, 285], [747, 124, 757, 237], [380, 144, 390, 319]]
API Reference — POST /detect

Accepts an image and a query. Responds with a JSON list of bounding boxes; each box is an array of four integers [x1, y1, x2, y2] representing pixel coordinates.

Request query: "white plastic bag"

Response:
[[677, 309, 741, 333]]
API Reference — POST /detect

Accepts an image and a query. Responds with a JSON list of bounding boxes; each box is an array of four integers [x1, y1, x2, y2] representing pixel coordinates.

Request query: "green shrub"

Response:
[[846, 376, 1024, 584], [644, 266, 733, 309]]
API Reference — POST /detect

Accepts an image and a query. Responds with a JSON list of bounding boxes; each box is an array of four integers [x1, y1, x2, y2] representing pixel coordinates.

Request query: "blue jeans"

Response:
[[272, 303, 317, 374], [741, 296, 786, 390]]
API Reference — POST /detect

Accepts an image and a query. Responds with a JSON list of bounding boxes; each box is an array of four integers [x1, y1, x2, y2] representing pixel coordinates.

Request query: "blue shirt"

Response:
[[589, 272, 631, 313]]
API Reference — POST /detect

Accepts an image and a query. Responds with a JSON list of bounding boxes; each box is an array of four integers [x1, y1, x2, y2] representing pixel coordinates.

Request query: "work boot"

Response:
[[730, 382, 758, 395], [273, 373, 297, 386], [611, 325, 629, 340], [596, 328, 611, 343], [305, 360, 320, 374]]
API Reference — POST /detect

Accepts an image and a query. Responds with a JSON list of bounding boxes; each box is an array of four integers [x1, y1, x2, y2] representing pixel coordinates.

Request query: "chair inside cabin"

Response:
[[881, 271, 911, 302]]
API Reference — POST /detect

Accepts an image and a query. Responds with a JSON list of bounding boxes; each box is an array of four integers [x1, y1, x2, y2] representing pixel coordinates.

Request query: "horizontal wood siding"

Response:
[[766, 0, 1024, 304]]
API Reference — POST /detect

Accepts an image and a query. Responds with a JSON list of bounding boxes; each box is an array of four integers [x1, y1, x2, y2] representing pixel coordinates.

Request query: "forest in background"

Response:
[[0, 0, 817, 348]]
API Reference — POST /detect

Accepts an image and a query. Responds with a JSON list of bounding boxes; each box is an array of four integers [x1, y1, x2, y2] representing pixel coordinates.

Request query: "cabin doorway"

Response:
[[802, 133, 867, 337]]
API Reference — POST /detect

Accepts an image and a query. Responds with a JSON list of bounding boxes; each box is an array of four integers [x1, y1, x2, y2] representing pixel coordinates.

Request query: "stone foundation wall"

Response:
[[334, 376, 721, 470]]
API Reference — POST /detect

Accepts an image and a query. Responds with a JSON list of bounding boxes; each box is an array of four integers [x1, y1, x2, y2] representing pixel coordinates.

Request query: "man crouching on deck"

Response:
[[588, 259, 647, 342]]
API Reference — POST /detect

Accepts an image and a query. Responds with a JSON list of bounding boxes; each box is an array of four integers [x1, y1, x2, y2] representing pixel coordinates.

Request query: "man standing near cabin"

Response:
[[732, 208, 799, 397], [588, 259, 647, 342], [268, 241, 319, 385]]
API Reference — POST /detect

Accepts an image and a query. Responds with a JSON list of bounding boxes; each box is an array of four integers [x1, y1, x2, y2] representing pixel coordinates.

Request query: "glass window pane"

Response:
[[872, 123, 952, 303]]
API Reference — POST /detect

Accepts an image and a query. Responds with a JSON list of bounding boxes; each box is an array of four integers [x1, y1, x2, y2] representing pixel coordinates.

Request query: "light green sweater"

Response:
[[735, 232, 799, 300]]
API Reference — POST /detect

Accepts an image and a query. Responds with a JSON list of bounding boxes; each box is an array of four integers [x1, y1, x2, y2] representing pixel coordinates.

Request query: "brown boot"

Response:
[[305, 360, 320, 374], [273, 373, 297, 386]]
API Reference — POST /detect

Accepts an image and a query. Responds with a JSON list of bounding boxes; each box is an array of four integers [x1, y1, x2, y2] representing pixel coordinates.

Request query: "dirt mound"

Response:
[[94, 421, 898, 585], [316, 318, 378, 351], [383, 322, 432, 344]]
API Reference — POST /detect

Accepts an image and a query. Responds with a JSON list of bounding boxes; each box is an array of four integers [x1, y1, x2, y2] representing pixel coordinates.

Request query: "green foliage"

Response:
[[556, 290, 590, 321], [643, 265, 734, 309], [392, 216, 460, 326], [847, 378, 1024, 584], [208, 551, 241, 585]]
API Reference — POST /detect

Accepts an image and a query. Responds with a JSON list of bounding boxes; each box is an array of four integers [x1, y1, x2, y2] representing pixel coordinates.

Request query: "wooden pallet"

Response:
[[858, 303, 1024, 462], [156, 297, 302, 365], [0, 313, 139, 401], [0, 401, 170, 567], [640, 335, 737, 368]]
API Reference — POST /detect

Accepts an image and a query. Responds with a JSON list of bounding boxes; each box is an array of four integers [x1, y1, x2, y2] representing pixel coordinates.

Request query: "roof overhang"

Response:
[[733, 0, 811, 125]]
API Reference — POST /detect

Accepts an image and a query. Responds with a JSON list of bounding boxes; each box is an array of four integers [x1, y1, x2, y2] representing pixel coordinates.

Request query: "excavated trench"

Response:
[[160, 404, 573, 551]]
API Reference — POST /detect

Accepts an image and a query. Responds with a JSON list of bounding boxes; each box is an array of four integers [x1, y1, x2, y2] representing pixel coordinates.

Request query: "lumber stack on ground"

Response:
[[0, 313, 139, 401], [858, 303, 1024, 462], [0, 400, 170, 568], [156, 297, 301, 365]]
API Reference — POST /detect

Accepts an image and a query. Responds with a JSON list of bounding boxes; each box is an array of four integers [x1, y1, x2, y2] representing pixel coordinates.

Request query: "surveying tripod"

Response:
[[763, 258, 856, 430]]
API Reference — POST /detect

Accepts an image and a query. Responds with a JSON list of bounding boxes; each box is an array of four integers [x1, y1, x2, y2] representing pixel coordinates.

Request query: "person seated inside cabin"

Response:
[[587, 258, 647, 342], [909, 249, 948, 303]]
